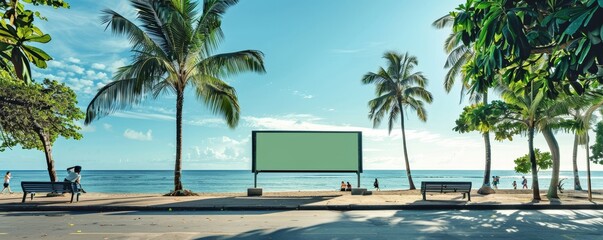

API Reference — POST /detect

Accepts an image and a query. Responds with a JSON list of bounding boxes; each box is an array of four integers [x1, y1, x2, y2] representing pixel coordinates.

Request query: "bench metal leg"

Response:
[[76, 193, 80, 202], [70, 193, 74, 203], [468, 193, 471, 201], [462, 193, 466, 199], [22, 193, 27, 203], [31, 193, 35, 201], [422, 192, 426, 201]]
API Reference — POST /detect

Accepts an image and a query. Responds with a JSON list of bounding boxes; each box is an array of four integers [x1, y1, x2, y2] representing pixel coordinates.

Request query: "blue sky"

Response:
[[2, 0, 602, 171]]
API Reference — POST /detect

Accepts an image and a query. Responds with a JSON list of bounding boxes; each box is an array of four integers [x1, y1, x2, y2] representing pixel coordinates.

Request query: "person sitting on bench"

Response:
[[64, 166, 86, 193]]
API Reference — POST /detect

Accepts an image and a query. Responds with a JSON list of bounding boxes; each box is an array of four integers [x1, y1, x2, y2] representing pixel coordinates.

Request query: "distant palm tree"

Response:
[[85, 0, 265, 194], [433, 14, 496, 195], [362, 51, 433, 190]]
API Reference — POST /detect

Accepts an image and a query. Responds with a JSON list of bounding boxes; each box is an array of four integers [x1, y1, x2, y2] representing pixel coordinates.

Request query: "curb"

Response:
[[1, 204, 602, 212]]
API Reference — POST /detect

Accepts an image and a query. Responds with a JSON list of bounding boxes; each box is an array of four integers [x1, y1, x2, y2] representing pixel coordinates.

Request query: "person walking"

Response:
[[512, 180, 517, 189], [492, 176, 498, 189], [1, 171, 13, 194], [373, 178, 380, 191], [521, 176, 528, 189]]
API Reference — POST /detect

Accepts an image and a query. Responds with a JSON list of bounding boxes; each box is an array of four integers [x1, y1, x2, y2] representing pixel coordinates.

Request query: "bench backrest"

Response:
[[21, 181, 76, 193], [421, 181, 472, 191]]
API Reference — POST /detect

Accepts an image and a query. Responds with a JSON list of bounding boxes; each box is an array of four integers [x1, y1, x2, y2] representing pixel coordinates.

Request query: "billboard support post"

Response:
[[357, 172, 360, 187], [254, 172, 258, 188]]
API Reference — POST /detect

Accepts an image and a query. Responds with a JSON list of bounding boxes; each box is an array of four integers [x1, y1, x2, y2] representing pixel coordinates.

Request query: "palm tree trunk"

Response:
[[399, 103, 415, 190], [28, 108, 57, 182], [174, 90, 184, 192], [478, 93, 494, 195], [528, 125, 541, 201], [543, 127, 560, 199], [572, 134, 582, 190]]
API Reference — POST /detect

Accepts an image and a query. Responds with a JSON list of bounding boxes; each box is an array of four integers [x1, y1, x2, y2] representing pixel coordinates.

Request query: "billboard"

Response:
[[252, 131, 362, 172]]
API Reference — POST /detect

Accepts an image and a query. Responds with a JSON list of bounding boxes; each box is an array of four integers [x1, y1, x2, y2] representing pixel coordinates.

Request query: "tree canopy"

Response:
[[453, 0, 603, 97], [514, 148, 553, 174]]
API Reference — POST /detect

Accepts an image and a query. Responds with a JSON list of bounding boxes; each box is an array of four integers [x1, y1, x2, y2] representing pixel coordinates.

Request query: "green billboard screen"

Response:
[[252, 131, 362, 172]]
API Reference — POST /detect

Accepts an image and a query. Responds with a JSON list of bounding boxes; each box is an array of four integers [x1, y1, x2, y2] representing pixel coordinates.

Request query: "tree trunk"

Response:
[[543, 127, 560, 199], [29, 109, 57, 182], [586, 134, 592, 200], [399, 102, 415, 190], [572, 134, 582, 190], [528, 126, 541, 201], [478, 93, 494, 195], [174, 90, 184, 192]]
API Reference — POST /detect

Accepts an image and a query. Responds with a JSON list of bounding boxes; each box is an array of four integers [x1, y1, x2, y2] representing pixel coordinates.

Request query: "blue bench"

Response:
[[21, 181, 81, 203], [421, 181, 472, 201]]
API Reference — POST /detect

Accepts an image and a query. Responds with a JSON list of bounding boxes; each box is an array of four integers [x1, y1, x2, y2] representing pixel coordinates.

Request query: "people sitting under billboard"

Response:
[[340, 181, 346, 191], [346, 182, 352, 191]]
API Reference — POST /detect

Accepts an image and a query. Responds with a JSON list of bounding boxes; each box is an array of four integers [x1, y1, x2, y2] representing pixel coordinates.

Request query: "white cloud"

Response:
[[48, 60, 64, 68], [198, 136, 250, 162], [91, 63, 106, 70], [186, 118, 226, 127], [85, 70, 109, 81], [67, 57, 81, 64], [111, 58, 128, 73], [293, 90, 314, 99], [68, 65, 85, 74], [123, 129, 152, 141], [113, 111, 175, 121], [242, 114, 478, 148]]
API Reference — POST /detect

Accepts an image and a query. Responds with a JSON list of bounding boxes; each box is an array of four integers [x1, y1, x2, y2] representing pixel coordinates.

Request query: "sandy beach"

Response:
[[1, 189, 602, 211]]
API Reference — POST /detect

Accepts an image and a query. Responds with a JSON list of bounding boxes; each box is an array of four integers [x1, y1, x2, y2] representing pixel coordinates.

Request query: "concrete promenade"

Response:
[[1, 189, 602, 211]]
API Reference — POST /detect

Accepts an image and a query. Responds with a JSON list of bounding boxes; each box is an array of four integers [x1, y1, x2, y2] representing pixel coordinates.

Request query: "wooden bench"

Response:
[[421, 181, 472, 201], [21, 181, 81, 203]]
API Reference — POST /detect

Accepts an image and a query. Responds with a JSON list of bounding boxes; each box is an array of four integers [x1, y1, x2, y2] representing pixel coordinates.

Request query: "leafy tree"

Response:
[[85, 0, 265, 195], [452, 0, 603, 97], [0, 0, 69, 82], [514, 149, 552, 174], [0, 78, 83, 181], [590, 122, 603, 164], [362, 51, 433, 190]]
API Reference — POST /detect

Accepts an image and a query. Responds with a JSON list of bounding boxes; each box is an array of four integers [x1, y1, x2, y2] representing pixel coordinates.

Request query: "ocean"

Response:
[[3, 170, 603, 193]]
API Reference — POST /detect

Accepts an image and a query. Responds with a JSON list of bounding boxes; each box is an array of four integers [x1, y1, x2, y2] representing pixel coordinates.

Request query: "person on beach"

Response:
[[64, 166, 86, 193], [340, 181, 346, 191], [492, 176, 498, 189], [512, 180, 517, 189], [346, 182, 352, 191], [373, 178, 380, 191], [1, 171, 13, 194], [521, 176, 528, 189], [496, 176, 501, 187]]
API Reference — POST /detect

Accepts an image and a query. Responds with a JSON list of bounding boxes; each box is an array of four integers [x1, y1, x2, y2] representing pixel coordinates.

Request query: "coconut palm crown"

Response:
[[85, 0, 265, 194], [362, 51, 433, 190]]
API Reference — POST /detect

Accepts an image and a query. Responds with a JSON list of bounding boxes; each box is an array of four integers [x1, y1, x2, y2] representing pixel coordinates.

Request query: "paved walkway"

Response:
[[1, 189, 602, 211]]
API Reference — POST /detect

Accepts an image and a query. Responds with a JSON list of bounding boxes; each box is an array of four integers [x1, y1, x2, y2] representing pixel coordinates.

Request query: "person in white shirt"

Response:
[[2, 171, 13, 194], [64, 166, 85, 193]]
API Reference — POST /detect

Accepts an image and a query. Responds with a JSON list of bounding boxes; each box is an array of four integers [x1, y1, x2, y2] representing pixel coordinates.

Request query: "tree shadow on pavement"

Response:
[[193, 209, 603, 239]]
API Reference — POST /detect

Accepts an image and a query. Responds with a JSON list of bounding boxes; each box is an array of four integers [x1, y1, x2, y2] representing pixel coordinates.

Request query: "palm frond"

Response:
[[432, 13, 453, 29], [191, 74, 240, 128], [197, 50, 266, 77], [100, 8, 168, 59], [404, 87, 433, 103], [85, 77, 154, 124]]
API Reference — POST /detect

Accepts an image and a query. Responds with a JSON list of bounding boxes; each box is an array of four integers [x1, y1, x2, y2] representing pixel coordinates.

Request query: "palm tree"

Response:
[[85, 0, 265, 195], [498, 79, 582, 200], [362, 51, 433, 190], [433, 14, 495, 194]]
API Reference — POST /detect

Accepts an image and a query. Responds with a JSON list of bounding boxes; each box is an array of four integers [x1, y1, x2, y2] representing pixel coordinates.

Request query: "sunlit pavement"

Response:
[[1, 210, 602, 239]]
